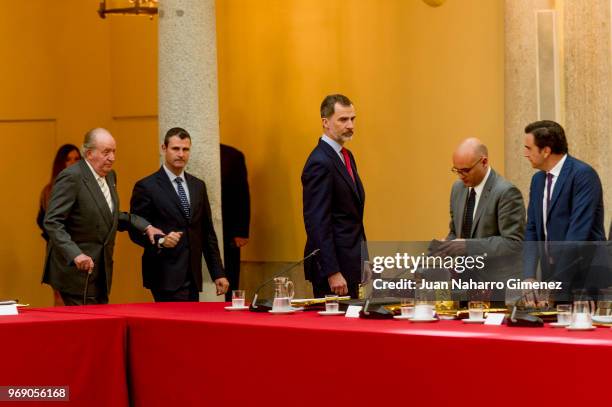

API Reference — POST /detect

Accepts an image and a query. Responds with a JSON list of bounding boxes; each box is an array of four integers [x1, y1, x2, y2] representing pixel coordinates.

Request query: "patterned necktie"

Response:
[[545, 172, 554, 260], [97, 177, 114, 213], [340, 148, 355, 183], [461, 188, 476, 238], [545, 172, 553, 224], [175, 177, 191, 218]]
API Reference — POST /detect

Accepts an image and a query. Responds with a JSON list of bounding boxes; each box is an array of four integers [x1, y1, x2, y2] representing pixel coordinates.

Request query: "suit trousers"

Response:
[[60, 291, 109, 306], [151, 276, 199, 302]]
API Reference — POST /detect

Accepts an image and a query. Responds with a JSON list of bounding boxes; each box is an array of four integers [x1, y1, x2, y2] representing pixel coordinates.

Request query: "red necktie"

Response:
[[341, 148, 355, 183]]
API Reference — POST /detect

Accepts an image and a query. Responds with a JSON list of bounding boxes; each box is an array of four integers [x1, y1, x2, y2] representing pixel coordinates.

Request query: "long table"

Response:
[[0, 310, 128, 407], [37, 302, 612, 407]]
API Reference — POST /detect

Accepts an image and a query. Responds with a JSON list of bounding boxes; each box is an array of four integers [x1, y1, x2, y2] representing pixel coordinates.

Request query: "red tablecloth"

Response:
[[0, 310, 128, 407], [40, 302, 612, 407]]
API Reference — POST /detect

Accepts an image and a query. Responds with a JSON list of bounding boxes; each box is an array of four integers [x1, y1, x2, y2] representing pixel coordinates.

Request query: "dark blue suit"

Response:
[[302, 139, 366, 298], [524, 155, 606, 291], [129, 167, 225, 298]]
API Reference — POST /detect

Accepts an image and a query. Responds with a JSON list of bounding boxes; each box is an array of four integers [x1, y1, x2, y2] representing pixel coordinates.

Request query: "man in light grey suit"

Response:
[[43, 128, 161, 305], [435, 138, 525, 296]]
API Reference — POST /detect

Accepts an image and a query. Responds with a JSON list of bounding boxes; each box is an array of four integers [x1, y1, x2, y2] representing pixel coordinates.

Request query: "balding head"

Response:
[[452, 137, 489, 187], [83, 128, 116, 177]]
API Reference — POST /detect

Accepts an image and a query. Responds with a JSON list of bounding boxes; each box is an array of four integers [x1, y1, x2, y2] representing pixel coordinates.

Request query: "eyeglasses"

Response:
[[451, 157, 483, 176]]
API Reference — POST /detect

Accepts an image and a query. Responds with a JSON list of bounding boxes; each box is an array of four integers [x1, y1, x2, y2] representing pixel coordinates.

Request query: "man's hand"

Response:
[[161, 231, 183, 248], [328, 272, 348, 296], [520, 278, 550, 308], [74, 254, 94, 273], [214, 277, 230, 295], [435, 239, 467, 257], [233, 237, 249, 248], [145, 225, 164, 244]]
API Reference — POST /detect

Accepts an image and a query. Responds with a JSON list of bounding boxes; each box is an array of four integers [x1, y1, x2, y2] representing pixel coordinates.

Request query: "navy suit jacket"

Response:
[[129, 167, 225, 292], [302, 139, 366, 285], [524, 155, 605, 281]]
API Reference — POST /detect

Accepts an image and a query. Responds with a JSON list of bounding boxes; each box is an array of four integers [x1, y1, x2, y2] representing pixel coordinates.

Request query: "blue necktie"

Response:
[[175, 177, 191, 218]]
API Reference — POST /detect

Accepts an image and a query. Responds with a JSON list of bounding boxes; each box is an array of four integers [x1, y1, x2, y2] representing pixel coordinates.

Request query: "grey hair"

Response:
[[82, 128, 105, 155]]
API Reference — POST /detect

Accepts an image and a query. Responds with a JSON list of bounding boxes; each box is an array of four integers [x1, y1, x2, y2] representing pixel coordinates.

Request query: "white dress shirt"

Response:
[[321, 134, 346, 164], [468, 166, 491, 220]]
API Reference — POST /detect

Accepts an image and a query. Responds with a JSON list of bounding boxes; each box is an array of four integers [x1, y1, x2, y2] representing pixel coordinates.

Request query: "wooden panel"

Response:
[[0, 120, 56, 306]]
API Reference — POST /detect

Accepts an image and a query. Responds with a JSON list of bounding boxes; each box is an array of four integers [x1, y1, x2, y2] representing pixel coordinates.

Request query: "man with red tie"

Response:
[[302, 94, 366, 298]]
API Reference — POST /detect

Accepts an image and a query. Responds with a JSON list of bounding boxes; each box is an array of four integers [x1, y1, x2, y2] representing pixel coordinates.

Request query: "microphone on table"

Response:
[[249, 249, 320, 312]]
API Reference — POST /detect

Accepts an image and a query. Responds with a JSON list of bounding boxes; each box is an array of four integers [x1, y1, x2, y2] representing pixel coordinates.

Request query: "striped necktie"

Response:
[[97, 176, 114, 213], [175, 177, 191, 218]]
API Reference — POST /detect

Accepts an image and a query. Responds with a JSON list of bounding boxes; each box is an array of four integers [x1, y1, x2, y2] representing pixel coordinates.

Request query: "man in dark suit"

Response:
[[220, 144, 250, 302], [43, 128, 161, 305], [523, 120, 606, 298], [130, 127, 229, 302], [302, 94, 366, 299]]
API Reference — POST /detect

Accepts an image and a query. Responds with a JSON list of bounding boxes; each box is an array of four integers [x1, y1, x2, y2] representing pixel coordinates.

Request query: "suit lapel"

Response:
[[155, 167, 190, 220], [471, 169, 497, 236], [347, 149, 365, 205], [186, 172, 200, 222], [318, 140, 361, 202], [547, 156, 572, 217], [455, 186, 468, 237], [106, 172, 119, 215], [80, 160, 113, 227]]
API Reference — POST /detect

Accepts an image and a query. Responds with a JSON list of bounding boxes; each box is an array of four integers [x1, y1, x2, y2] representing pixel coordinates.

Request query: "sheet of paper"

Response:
[[484, 313, 505, 325], [345, 305, 362, 318], [0, 304, 18, 316]]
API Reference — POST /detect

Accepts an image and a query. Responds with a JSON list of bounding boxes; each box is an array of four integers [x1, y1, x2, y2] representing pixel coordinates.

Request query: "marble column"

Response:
[[504, 0, 554, 201], [563, 0, 612, 232], [505, 0, 612, 234], [158, 0, 223, 301]]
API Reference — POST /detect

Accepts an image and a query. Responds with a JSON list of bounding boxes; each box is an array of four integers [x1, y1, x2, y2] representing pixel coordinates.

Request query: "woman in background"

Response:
[[37, 144, 82, 306]]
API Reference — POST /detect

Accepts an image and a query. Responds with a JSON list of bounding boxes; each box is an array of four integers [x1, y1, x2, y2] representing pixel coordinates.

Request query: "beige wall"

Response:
[[218, 0, 505, 261], [0, 0, 158, 306], [0, 0, 504, 305]]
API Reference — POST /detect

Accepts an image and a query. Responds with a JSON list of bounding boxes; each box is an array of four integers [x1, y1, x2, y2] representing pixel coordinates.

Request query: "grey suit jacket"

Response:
[[42, 159, 149, 296], [446, 168, 526, 281]]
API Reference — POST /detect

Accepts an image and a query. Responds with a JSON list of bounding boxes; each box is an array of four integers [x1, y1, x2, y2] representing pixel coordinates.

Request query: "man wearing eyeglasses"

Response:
[[434, 138, 525, 299]]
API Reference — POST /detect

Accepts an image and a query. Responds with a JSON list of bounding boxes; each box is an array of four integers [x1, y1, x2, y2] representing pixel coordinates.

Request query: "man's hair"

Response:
[[82, 128, 106, 155], [320, 94, 352, 118], [164, 127, 191, 146], [524, 120, 568, 154]]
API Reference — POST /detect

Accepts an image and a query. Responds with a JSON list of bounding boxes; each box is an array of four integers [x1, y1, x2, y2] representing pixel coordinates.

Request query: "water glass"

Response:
[[325, 295, 339, 313], [595, 300, 612, 317], [556, 304, 572, 325], [232, 290, 245, 308], [468, 301, 485, 321], [400, 298, 415, 318], [571, 300, 593, 328]]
